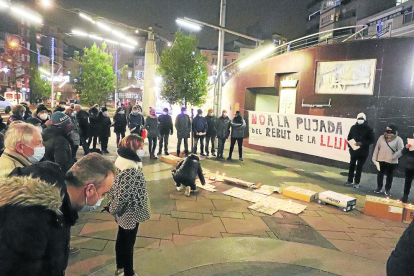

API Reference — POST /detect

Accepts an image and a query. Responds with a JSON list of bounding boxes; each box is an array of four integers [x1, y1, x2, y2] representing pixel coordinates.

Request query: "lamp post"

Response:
[[51, 37, 55, 108]]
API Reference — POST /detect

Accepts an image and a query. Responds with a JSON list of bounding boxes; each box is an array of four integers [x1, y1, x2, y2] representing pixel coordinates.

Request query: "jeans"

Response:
[[193, 135, 205, 154], [158, 133, 169, 153], [100, 136, 109, 151], [88, 136, 98, 149], [116, 132, 126, 147], [80, 136, 89, 155], [377, 162, 397, 191], [205, 136, 216, 154], [229, 138, 243, 158], [217, 138, 226, 157], [177, 138, 189, 154], [174, 175, 197, 191], [404, 168, 414, 196], [148, 137, 157, 153], [347, 155, 368, 184], [115, 223, 139, 276]]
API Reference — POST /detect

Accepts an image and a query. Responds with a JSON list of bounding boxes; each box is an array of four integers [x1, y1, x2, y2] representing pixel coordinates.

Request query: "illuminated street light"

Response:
[[167, 42, 172, 47], [104, 38, 120, 45], [176, 18, 202, 31], [0, 0, 9, 8], [135, 30, 139, 34], [238, 44, 276, 69], [71, 29, 88, 36], [39, 0, 53, 8], [112, 30, 126, 39], [9, 41, 18, 48], [58, 79, 68, 88], [72, 29, 135, 48], [120, 43, 134, 49], [10, 6, 43, 24], [96, 21, 112, 32], [125, 37, 138, 46], [88, 34, 103, 41], [79, 12, 95, 24], [39, 68, 51, 76]]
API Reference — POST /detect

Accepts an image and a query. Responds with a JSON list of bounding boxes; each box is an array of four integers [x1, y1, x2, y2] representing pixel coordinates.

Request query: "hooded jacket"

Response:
[[0, 176, 68, 276], [108, 147, 150, 229], [42, 126, 74, 173], [216, 116, 231, 139], [175, 113, 191, 139], [230, 117, 246, 138], [99, 113, 111, 138], [75, 109, 90, 137], [172, 154, 205, 186], [347, 122, 375, 157], [113, 113, 127, 133], [145, 115, 160, 138], [7, 112, 24, 125]]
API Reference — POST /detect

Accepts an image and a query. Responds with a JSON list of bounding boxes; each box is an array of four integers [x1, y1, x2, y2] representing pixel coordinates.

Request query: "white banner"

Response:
[[249, 111, 357, 163]]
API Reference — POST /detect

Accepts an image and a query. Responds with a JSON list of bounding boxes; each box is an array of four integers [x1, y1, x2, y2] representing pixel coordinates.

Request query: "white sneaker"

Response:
[[115, 269, 124, 276], [176, 185, 183, 192], [185, 186, 191, 197]]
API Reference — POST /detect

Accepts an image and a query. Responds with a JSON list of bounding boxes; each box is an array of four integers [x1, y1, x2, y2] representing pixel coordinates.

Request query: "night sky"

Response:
[[44, 0, 313, 49]]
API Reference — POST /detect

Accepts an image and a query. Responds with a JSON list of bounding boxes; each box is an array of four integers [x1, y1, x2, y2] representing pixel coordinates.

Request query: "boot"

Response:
[[157, 150, 162, 155], [153, 151, 158, 159], [184, 150, 189, 157], [177, 151, 180, 157]]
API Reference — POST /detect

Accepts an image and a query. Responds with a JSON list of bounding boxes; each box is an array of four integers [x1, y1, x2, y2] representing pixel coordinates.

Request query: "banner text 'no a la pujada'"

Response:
[[249, 111, 357, 163]]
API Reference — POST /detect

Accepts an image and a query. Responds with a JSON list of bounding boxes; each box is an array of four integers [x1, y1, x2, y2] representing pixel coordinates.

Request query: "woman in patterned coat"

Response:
[[107, 134, 150, 276]]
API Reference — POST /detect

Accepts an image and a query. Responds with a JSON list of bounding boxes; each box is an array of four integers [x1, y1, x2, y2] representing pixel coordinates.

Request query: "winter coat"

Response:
[[89, 114, 102, 138], [75, 109, 90, 137], [402, 147, 414, 170], [206, 115, 217, 138], [128, 112, 144, 134], [0, 149, 32, 177], [193, 115, 208, 134], [172, 154, 205, 186], [216, 116, 231, 139], [113, 113, 127, 134], [158, 114, 173, 135], [99, 113, 111, 138], [23, 107, 32, 121], [69, 116, 80, 146], [387, 219, 414, 276], [145, 116, 160, 138], [54, 106, 66, 113], [0, 176, 73, 276], [7, 113, 23, 125], [124, 104, 133, 119], [347, 122, 375, 157], [175, 113, 191, 139], [372, 135, 404, 164], [108, 147, 150, 230], [230, 117, 246, 138], [42, 127, 74, 173], [34, 114, 50, 128]]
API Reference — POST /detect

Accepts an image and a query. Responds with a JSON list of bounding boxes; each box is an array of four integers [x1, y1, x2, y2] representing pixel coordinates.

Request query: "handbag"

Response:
[[141, 129, 147, 139]]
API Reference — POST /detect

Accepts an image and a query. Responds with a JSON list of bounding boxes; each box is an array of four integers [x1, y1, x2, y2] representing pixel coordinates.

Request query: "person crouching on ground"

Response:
[[172, 154, 206, 196], [372, 124, 404, 197], [344, 113, 375, 189], [107, 134, 150, 276]]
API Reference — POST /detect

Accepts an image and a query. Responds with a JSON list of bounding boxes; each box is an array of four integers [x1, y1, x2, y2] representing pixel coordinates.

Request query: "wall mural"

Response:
[[315, 59, 377, 95]]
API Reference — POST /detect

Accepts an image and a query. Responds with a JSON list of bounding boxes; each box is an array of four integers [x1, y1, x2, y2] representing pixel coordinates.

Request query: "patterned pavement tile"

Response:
[[71, 237, 109, 251], [134, 237, 160, 248], [370, 237, 399, 251], [300, 214, 353, 232], [336, 214, 387, 230], [178, 216, 226, 238], [222, 216, 271, 237], [138, 215, 179, 240], [171, 211, 204, 220], [176, 198, 215, 214], [318, 231, 352, 241], [172, 234, 212, 245], [314, 171, 343, 179], [351, 228, 394, 238], [212, 210, 245, 219], [328, 239, 391, 263], [212, 199, 252, 213], [79, 219, 119, 241]]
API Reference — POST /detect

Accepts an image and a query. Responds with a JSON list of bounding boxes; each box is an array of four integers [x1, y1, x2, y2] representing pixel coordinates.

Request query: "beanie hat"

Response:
[[235, 111, 241, 116], [26, 117, 42, 126], [181, 107, 186, 112], [197, 109, 203, 115], [36, 104, 49, 115], [90, 107, 99, 116], [387, 124, 398, 134], [357, 113, 366, 120], [101, 107, 108, 112], [51, 111, 71, 126]]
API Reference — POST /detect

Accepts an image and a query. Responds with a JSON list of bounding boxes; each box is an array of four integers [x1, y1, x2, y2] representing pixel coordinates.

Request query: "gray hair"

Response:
[[4, 123, 40, 151]]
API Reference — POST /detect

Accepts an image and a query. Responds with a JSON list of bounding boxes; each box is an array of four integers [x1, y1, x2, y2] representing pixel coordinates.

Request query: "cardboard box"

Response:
[[161, 155, 182, 166], [364, 196, 404, 222], [318, 191, 357, 212], [403, 203, 414, 223], [282, 186, 318, 202], [223, 176, 257, 188]]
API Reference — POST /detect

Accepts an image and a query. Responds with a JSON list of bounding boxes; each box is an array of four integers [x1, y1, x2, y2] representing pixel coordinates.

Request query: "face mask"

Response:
[[73, 111, 77, 116], [26, 145, 45, 164], [183, 111, 187, 115], [209, 113, 214, 117], [103, 111, 109, 117], [357, 119, 364, 125], [119, 111, 125, 115], [132, 111, 138, 115], [163, 112, 168, 115], [39, 113, 48, 120], [386, 130, 394, 134], [136, 149, 145, 158], [223, 113, 227, 117], [80, 197, 104, 212]]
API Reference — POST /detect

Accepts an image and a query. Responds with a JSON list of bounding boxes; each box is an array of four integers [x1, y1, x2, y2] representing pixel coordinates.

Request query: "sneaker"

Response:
[[185, 186, 191, 197], [206, 153, 210, 157], [373, 188, 382, 194], [164, 152, 169, 155], [176, 185, 183, 192], [212, 152, 216, 157], [115, 269, 124, 276], [385, 190, 391, 197], [401, 195, 409, 203], [239, 157, 243, 161], [69, 247, 80, 254], [344, 181, 353, 187], [102, 150, 109, 154], [157, 152, 162, 156], [353, 184, 360, 189], [227, 157, 232, 161], [200, 153, 207, 157]]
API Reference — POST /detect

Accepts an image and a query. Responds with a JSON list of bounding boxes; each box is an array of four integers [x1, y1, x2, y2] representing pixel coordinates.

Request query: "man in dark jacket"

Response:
[[21, 102, 32, 121], [42, 112, 75, 173], [99, 107, 111, 154], [0, 162, 77, 276], [7, 104, 25, 125], [35, 104, 51, 128], [192, 109, 208, 156], [205, 109, 217, 157], [228, 111, 246, 161], [74, 104, 90, 155], [344, 113, 375, 189], [88, 107, 101, 151], [54, 101, 66, 113], [129, 106, 144, 136], [216, 109, 231, 159], [172, 154, 206, 197], [158, 107, 173, 156], [387, 219, 414, 276], [175, 107, 191, 157], [400, 142, 414, 203]]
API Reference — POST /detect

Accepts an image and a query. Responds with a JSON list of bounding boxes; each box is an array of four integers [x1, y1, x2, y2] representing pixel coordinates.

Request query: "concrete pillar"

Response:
[[142, 32, 157, 116]]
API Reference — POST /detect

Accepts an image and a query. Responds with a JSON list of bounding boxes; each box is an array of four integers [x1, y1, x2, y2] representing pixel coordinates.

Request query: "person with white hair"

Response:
[[0, 122, 44, 176], [344, 112, 375, 189]]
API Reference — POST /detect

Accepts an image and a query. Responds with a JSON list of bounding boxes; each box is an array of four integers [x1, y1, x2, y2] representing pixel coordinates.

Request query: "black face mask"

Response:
[[386, 130, 396, 135]]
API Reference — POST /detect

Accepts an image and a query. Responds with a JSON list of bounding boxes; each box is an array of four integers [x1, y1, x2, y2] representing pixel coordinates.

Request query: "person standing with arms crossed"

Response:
[[175, 107, 191, 157], [192, 109, 207, 156], [144, 109, 160, 159], [216, 110, 231, 160], [205, 109, 217, 157], [157, 108, 173, 156]]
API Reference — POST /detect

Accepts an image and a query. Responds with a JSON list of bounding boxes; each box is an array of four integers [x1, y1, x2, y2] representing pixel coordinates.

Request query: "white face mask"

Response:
[[26, 146, 46, 164], [103, 111, 109, 117], [357, 119, 365, 125], [163, 112, 168, 115], [136, 149, 145, 158], [39, 113, 48, 120], [223, 113, 227, 117], [119, 111, 125, 114], [183, 111, 187, 115]]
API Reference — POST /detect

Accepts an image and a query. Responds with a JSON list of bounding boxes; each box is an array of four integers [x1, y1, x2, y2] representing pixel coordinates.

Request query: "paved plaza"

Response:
[[65, 135, 410, 276]]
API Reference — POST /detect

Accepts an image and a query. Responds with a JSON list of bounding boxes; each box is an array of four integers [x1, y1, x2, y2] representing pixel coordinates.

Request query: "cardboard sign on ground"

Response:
[[364, 196, 404, 222], [319, 191, 357, 212], [282, 186, 318, 202], [254, 185, 280, 195], [161, 155, 182, 165]]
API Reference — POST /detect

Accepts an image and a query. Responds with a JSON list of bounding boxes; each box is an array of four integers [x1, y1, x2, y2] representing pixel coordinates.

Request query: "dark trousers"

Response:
[[88, 135, 98, 149], [217, 138, 226, 157], [377, 162, 397, 191], [158, 134, 169, 153], [174, 175, 197, 191], [205, 136, 215, 154], [148, 137, 157, 153], [72, 145, 79, 159], [177, 138, 189, 154], [116, 132, 126, 147], [80, 136, 89, 154], [404, 168, 414, 196], [229, 138, 243, 158], [100, 136, 109, 151], [115, 223, 139, 276], [347, 155, 368, 184], [193, 135, 205, 154]]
